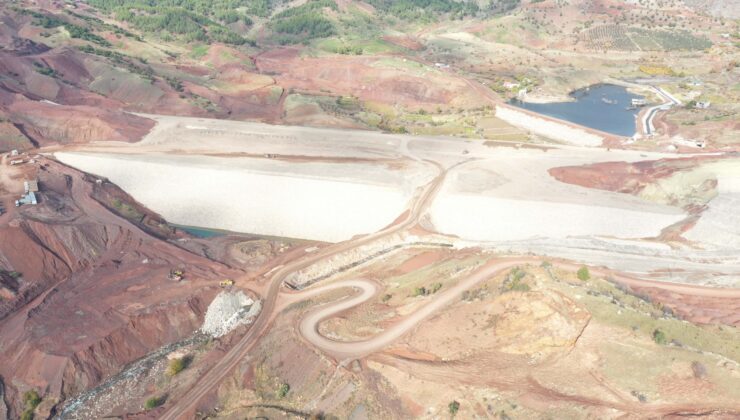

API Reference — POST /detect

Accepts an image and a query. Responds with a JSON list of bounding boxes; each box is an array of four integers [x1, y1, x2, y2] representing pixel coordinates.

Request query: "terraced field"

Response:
[[581, 25, 711, 51]]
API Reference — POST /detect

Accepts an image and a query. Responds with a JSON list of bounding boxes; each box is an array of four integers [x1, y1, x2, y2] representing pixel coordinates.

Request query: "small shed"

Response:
[[15, 192, 37, 207], [24, 180, 39, 194]]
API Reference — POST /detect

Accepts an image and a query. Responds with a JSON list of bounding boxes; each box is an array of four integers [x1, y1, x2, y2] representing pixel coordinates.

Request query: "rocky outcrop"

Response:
[[492, 290, 591, 358]]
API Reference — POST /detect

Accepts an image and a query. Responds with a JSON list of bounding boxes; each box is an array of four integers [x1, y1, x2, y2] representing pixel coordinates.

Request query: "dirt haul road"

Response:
[[159, 161, 445, 420], [294, 258, 740, 362], [295, 260, 528, 361]]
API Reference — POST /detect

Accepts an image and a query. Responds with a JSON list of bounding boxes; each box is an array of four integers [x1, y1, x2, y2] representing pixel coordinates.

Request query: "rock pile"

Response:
[[201, 291, 262, 337]]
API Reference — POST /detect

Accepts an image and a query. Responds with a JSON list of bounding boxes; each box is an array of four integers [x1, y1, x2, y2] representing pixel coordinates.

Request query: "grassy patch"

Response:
[[190, 44, 209, 60], [560, 276, 740, 361], [110, 198, 144, 221], [386, 255, 484, 302], [639, 65, 675, 76]]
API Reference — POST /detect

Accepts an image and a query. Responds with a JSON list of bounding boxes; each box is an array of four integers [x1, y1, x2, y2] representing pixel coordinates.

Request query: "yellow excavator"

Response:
[[219, 279, 234, 287], [168, 269, 184, 281]]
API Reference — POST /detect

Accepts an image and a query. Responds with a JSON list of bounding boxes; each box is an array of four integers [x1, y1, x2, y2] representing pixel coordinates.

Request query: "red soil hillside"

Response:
[[0, 157, 242, 419], [0, 88, 154, 146]]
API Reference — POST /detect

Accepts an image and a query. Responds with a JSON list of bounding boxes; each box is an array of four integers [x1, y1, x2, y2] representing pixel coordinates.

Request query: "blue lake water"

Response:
[[173, 224, 226, 238], [509, 84, 645, 137]]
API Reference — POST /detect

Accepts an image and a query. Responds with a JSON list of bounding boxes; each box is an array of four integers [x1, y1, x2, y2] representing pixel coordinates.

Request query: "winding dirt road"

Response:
[[296, 259, 527, 361], [294, 258, 740, 362], [159, 160, 446, 419]]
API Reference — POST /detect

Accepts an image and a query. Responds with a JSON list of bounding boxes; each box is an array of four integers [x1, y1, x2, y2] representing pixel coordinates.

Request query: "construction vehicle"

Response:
[[219, 279, 234, 287], [168, 269, 184, 281]]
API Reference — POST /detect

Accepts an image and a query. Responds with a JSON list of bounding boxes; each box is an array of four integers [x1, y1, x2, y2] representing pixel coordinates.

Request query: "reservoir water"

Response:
[[509, 83, 645, 137], [173, 224, 226, 238]]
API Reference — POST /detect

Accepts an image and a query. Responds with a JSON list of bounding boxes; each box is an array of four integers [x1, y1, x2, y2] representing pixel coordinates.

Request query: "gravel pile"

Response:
[[201, 291, 262, 337]]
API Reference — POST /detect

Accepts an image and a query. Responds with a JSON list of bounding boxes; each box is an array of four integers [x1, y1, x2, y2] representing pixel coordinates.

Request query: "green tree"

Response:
[[577, 266, 590, 281], [448, 400, 460, 416], [653, 329, 667, 345], [277, 383, 290, 398]]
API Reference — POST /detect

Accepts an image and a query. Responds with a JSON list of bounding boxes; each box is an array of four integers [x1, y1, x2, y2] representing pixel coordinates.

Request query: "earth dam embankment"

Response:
[[55, 152, 434, 243]]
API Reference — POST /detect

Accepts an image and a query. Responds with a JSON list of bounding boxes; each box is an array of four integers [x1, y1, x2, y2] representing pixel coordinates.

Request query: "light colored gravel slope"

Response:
[[55, 152, 425, 242], [685, 161, 740, 248], [431, 194, 685, 241], [496, 105, 604, 147], [429, 155, 687, 242]]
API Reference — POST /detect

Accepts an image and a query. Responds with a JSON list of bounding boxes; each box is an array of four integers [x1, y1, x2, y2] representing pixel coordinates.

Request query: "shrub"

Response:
[[381, 293, 392, 303], [167, 357, 186, 376], [503, 268, 530, 292], [33, 62, 57, 77], [412, 287, 427, 297], [20, 389, 41, 420], [430, 282, 443, 293], [144, 395, 165, 409], [577, 266, 590, 281], [165, 76, 184, 92], [448, 400, 460, 415], [653, 329, 667, 345], [277, 383, 290, 399], [23, 390, 41, 410], [510, 267, 526, 282], [691, 361, 707, 378]]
